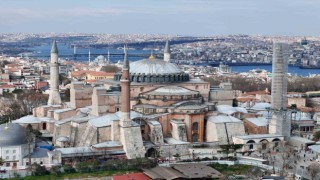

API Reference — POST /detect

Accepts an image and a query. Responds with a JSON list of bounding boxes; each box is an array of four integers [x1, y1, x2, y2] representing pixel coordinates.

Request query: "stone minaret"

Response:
[[120, 45, 131, 127], [269, 42, 291, 139], [164, 40, 171, 62], [119, 45, 145, 159], [47, 40, 62, 105]]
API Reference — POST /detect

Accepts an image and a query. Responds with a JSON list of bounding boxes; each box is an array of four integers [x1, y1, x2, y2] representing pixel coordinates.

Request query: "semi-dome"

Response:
[[0, 123, 27, 146], [130, 58, 182, 75]]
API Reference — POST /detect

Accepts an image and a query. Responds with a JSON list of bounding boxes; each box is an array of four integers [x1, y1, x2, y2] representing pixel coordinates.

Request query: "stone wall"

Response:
[[53, 122, 71, 144], [206, 121, 246, 144], [243, 120, 268, 134], [288, 97, 306, 108], [97, 127, 112, 143], [70, 82, 93, 109], [171, 122, 187, 141], [53, 109, 77, 121]]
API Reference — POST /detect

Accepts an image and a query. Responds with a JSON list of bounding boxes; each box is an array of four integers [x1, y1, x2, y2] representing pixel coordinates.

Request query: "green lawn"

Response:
[[209, 163, 252, 175], [10, 170, 137, 180]]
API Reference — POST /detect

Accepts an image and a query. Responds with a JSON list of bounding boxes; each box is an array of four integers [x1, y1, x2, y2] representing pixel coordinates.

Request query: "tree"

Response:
[[63, 164, 76, 173], [277, 142, 296, 176], [0, 157, 4, 167], [31, 163, 49, 176], [313, 131, 320, 141], [100, 65, 120, 73], [219, 144, 243, 158], [0, 90, 48, 124], [246, 167, 264, 180], [308, 163, 320, 180], [50, 165, 61, 175], [59, 74, 71, 85], [26, 124, 34, 168]]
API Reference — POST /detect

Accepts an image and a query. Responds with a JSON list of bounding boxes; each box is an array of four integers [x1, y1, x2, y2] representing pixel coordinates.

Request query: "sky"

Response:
[[0, 0, 320, 36]]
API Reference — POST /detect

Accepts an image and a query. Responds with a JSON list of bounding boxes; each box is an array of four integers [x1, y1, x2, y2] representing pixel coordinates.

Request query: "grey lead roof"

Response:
[[0, 123, 27, 147], [51, 40, 58, 54], [130, 58, 182, 75]]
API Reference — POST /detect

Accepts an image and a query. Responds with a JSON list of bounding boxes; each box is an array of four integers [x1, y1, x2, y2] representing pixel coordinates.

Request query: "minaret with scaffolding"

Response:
[[269, 42, 291, 140]]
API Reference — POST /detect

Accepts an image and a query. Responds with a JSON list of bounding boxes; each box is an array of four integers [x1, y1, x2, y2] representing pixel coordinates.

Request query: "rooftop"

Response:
[[173, 163, 222, 179], [92, 141, 122, 148], [246, 117, 269, 126], [208, 115, 242, 123], [216, 105, 247, 115], [130, 58, 182, 75], [144, 86, 198, 96], [234, 134, 284, 140], [164, 138, 189, 145], [143, 166, 186, 180]]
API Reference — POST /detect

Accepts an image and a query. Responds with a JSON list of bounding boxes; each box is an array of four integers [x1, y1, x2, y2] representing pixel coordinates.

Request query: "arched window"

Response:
[[192, 122, 199, 131], [272, 138, 280, 147], [192, 133, 198, 142], [246, 140, 255, 150]]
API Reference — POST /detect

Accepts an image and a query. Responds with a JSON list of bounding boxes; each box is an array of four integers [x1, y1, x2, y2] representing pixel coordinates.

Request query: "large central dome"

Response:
[[114, 56, 189, 83], [130, 58, 182, 75]]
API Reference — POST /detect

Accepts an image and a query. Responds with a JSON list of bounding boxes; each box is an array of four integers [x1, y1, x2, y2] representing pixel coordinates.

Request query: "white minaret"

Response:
[[107, 49, 110, 64], [73, 45, 77, 55], [47, 40, 62, 105], [88, 49, 91, 64], [164, 40, 171, 62]]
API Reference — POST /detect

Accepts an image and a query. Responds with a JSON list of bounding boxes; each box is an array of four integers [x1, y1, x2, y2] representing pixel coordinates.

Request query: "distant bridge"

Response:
[[15, 53, 160, 59]]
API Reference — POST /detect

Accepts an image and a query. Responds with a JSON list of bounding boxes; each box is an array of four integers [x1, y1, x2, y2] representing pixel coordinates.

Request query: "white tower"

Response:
[[107, 49, 110, 64], [269, 42, 291, 140], [164, 40, 171, 62], [88, 49, 91, 64], [73, 45, 76, 55], [47, 40, 62, 105]]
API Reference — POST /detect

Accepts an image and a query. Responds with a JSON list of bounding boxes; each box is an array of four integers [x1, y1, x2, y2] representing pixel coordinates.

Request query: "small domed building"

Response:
[[0, 123, 29, 168]]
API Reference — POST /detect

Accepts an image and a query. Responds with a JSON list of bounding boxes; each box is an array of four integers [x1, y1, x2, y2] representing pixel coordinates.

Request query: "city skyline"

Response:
[[1, 0, 320, 36]]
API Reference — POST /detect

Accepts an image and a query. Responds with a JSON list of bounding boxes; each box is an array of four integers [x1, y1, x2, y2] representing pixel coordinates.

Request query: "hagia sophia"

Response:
[[1, 41, 292, 168]]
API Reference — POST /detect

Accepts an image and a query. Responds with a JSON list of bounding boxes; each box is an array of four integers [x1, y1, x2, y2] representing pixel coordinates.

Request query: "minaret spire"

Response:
[[164, 40, 171, 62], [47, 40, 62, 105], [51, 40, 58, 54], [123, 44, 129, 69], [73, 45, 77, 55], [88, 48, 91, 64], [107, 49, 110, 64]]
